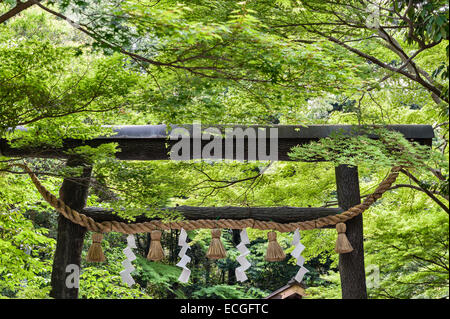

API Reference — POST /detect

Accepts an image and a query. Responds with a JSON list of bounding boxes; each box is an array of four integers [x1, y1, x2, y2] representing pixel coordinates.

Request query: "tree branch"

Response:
[[0, 0, 40, 25], [400, 169, 449, 214]]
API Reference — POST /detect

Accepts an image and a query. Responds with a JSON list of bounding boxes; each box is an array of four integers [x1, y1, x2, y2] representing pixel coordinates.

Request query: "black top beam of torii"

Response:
[[0, 124, 435, 161]]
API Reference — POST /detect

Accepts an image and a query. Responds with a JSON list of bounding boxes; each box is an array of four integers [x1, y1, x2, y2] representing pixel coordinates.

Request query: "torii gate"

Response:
[[0, 124, 434, 299]]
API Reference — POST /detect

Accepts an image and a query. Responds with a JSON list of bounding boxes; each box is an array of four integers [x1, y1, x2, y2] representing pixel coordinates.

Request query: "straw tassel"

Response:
[[206, 229, 227, 259], [335, 222, 353, 254], [147, 230, 165, 261], [265, 231, 286, 262], [86, 232, 106, 262]]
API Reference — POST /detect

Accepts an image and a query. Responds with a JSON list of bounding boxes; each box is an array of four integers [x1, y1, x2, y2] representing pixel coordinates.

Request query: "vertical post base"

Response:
[[49, 216, 86, 299]]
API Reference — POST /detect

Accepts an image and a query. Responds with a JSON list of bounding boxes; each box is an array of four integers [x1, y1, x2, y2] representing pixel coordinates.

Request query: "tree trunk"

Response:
[[49, 158, 92, 299], [335, 165, 367, 299]]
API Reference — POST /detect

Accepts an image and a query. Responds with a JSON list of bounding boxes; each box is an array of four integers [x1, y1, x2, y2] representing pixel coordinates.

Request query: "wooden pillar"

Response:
[[335, 164, 367, 299], [49, 158, 92, 299]]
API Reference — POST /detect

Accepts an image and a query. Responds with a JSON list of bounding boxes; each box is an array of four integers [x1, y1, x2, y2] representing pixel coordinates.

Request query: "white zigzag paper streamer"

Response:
[[120, 235, 136, 287], [176, 228, 191, 283], [235, 229, 251, 282], [291, 229, 309, 283]]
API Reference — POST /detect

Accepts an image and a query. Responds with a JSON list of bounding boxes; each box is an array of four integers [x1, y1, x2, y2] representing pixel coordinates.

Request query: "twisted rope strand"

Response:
[[13, 164, 401, 233]]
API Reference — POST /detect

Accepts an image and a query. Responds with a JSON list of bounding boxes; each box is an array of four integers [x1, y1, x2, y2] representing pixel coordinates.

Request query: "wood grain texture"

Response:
[[81, 206, 344, 226]]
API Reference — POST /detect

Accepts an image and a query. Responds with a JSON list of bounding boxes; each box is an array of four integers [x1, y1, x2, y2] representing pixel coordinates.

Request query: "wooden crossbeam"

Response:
[[82, 206, 344, 226], [0, 124, 434, 161]]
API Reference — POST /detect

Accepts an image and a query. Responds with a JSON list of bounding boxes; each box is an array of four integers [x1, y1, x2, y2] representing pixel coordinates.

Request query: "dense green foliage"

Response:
[[0, 1, 448, 299]]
